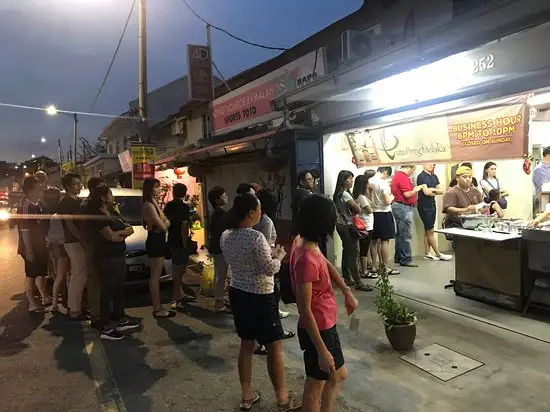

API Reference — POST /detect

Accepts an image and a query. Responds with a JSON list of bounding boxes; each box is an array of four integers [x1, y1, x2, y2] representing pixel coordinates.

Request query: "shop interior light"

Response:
[[527, 92, 550, 106], [363, 53, 474, 110]]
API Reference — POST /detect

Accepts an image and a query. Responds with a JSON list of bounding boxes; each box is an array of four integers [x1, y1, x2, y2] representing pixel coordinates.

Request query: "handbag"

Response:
[[334, 193, 368, 239]]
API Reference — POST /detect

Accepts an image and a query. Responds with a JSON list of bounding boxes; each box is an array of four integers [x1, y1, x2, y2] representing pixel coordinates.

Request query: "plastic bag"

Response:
[[201, 263, 215, 290]]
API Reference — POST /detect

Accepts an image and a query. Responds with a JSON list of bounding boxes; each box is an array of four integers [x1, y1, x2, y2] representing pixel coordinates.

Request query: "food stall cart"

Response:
[[437, 216, 550, 313], [437, 225, 525, 311]]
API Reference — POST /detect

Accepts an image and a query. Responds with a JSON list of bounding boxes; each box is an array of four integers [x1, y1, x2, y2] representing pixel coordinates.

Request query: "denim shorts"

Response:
[[171, 247, 189, 267]]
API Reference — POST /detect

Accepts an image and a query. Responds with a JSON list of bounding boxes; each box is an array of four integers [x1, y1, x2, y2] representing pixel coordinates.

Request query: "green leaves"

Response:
[[375, 264, 416, 325]]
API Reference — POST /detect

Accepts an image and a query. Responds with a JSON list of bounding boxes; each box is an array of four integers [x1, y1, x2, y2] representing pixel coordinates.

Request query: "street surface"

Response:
[[2, 227, 550, 411]]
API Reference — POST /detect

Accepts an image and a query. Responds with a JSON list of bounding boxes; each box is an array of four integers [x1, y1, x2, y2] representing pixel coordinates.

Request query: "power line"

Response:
[[89, 0, 137, 112], [180, 0, 288, 51]]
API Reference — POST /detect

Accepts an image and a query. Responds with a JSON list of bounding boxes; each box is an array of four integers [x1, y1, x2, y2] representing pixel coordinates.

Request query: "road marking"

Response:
[[83, 327, 128, 412]]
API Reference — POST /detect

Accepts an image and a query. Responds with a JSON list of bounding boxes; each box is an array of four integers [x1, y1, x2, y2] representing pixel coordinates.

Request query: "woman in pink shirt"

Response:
[[290, 194, 359, 412]]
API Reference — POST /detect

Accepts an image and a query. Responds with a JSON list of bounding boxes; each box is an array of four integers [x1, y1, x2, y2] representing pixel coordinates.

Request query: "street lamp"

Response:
[[31, 154, 36, 159], [46, 105, 78, 170], [40, 137, 47, 143]]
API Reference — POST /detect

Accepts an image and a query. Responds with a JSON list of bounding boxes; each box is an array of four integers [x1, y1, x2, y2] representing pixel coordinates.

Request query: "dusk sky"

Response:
[[0, 0, 362, 162]]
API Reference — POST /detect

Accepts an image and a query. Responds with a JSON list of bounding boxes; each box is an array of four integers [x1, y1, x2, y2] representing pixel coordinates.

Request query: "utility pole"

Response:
[[73, 113, 78, 170], [207, 24, 215, 100], [138, 0, 149, 143], [57, 139, 63, 176], [206, 24, 215, 139]]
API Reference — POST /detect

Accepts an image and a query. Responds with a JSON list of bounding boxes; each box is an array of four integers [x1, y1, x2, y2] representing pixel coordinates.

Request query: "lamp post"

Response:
[[46, 105, 78, 171]]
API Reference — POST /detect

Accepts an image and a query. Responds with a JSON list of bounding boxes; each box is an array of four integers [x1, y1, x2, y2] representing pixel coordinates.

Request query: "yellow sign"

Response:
[[131, 144, 156, 189]]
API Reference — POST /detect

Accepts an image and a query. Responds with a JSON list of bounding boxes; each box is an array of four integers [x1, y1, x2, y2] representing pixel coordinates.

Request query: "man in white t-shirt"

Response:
[[369, 167, 399, 275]]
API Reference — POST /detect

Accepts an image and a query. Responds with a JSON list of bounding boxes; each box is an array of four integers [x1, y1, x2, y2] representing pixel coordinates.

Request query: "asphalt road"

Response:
[[3, 226, 550, 412]]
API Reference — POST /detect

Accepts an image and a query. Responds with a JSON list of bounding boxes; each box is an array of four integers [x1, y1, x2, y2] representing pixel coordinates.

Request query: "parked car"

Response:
[[78, 188, 173, 286]]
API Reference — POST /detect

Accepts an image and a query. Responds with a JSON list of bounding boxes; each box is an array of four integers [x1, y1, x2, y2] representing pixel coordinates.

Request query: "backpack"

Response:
[[278, 260, 296, 304]]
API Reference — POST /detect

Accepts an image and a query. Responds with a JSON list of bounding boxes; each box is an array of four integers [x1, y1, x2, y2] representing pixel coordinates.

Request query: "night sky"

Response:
[[0, 0, 362, 162]]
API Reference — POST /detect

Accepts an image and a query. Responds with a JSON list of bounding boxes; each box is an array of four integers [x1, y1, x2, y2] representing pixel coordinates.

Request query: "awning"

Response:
[[155, 130, 276, 165]]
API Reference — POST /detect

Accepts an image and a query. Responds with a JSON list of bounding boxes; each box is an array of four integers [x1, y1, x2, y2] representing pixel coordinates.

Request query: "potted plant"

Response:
[[375, 265, 417, 351]]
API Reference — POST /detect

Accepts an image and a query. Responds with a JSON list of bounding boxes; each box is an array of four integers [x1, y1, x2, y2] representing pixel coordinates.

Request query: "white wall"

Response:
[[323, 132, 533, 267], [204, 160, 292, 220]]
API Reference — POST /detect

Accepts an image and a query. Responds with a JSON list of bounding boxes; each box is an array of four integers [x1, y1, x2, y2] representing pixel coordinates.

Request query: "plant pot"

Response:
[[384, 320, 417, 351]]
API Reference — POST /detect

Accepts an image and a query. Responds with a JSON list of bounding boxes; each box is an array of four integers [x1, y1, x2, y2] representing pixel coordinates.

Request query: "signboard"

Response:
[[348, 103, 527, 167], [131, 144, 156, 189], [118, 150, 132, 173], [187, 44, 213, 102], [211, 48, 325, 134]]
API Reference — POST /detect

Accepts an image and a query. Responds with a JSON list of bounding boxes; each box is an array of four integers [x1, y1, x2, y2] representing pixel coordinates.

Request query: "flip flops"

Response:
[[240, 391, 261, 411]]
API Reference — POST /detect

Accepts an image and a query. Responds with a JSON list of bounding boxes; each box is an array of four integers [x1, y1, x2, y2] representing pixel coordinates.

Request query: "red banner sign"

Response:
[[187, 44, 213, 102], [211, 49, 325, 134]]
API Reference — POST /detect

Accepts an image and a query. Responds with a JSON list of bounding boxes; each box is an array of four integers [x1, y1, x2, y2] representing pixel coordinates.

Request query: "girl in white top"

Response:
[[352, 173, 377, 279]]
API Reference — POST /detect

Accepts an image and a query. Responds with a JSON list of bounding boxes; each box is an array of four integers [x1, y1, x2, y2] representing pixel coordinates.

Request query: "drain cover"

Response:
[[400, 344, 484, 382]]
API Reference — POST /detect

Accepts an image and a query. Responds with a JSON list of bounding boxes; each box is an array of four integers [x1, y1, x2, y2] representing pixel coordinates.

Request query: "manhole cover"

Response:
[[400, 344, 484, 382]]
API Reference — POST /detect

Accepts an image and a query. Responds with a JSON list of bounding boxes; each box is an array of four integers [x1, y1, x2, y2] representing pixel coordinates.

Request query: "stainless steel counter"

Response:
[[436, 228, 522, 242]]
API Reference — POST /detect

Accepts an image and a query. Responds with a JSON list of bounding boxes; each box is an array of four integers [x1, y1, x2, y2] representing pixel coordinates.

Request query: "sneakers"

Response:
[[117, 319, 141, 332], [279, 310, 290, 319], [424, 253, 453, 261], [100, 328, 125, 341]]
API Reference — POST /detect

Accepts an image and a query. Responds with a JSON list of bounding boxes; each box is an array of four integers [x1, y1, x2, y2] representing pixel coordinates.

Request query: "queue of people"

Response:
[[325, 160, 515, 277]]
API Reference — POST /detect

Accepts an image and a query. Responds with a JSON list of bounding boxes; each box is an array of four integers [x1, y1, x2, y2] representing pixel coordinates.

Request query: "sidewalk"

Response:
[[101, 287, 550, 412]]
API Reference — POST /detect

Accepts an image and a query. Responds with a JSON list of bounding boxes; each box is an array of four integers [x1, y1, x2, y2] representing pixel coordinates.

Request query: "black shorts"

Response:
[[298, 326, 345, 381], [24, 257, 48, 278], [229, 287, 283, 346], [372, 212, 395, 241], [418, 206, 437, 231], [359, 232, 372, 257], [146, 232, 167, 258]]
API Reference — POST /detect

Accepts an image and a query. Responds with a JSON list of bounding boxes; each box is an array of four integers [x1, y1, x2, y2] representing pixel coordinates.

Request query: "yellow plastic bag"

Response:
[[201, 263, 215, 290]]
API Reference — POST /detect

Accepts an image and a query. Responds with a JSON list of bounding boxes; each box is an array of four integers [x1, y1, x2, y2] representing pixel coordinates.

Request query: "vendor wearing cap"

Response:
[[443, 166, 486, 223]]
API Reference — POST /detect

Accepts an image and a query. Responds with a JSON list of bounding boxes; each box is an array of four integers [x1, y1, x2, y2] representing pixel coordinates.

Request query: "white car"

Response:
[[79, 188, 173, 287]]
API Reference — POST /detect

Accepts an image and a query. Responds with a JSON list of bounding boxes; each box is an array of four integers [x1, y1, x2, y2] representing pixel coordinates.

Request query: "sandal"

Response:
[[365, 272, 379, 279], [281, 330, 295, 340], [254, 345, 268, 356], [28, 307, 45, 313], [46, 305, 59, 313], [240, 391, 261, 411], [69, 313, 89, 321], [355, 283, 373, 292], [388, 268, 401, 276], [153, 309, 176, 318], [217, 306, 232, 314], [277, 394, 302, 412]]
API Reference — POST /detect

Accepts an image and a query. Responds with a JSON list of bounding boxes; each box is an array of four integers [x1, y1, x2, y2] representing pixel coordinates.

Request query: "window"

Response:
[[107, 144, 112, 154], [115, 141, 120, 154], [202, 113, 211, 139]]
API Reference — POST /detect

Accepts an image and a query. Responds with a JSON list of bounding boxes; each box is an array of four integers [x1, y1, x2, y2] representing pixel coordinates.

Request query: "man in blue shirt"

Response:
[[416, 164, 452, 261], [533, 147, 550, 202]]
